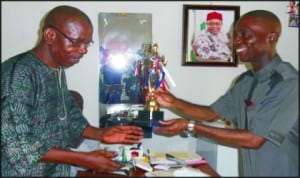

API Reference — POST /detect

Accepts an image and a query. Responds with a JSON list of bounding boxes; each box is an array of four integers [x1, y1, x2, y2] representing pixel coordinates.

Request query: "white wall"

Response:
[[2, 1, 298, 176]]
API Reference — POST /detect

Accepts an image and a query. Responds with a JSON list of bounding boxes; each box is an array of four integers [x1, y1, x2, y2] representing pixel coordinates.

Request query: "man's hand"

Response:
[[153, 119, 188, 136], [39, 147, 123, 172], [153, 89, 177, 108], [101, 125, 144, 144], [82, 149, 123, 172], [86, 149, 118, 159]]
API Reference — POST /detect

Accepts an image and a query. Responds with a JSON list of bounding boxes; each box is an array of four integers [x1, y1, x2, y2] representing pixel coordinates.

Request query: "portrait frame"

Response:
[[182, 5, 240, 66]]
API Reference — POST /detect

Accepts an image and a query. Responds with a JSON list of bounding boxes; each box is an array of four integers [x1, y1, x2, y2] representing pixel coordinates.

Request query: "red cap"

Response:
[[207, 11, 223, 21]]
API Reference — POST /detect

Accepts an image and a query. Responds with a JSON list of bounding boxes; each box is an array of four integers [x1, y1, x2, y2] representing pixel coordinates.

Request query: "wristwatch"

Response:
[[184, 120, 195, 137]]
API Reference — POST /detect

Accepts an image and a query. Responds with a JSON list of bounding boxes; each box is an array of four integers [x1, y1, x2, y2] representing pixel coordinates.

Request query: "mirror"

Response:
[[98, 12, 152, 118]]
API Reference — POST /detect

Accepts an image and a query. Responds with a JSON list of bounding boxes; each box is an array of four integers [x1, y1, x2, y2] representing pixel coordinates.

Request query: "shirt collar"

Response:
[[250, 55, 281, 82]]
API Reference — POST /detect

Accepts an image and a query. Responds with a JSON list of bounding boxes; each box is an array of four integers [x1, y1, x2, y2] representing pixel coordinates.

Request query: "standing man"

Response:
[[192, 11, 232, 61], [154, 10, 298, 176], [1, 5, 144, 176]]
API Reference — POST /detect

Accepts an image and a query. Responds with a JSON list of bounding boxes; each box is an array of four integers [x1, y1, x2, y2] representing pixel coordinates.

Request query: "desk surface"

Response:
[[76, 163, 220, 177]]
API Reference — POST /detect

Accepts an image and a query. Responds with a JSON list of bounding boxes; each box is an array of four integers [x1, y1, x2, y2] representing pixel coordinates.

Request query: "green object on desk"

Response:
[[122, 147, 128, 163]]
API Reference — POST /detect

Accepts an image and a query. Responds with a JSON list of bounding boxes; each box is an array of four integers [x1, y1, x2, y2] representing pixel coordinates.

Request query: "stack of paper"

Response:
[[149, 151, 206, 166]]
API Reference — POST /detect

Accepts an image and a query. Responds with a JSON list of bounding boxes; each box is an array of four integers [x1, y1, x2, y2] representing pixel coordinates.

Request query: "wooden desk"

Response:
[[76, 163, 220, 177]]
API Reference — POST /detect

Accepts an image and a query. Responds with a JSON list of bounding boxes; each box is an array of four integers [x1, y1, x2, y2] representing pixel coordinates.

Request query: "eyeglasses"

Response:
[[47, 25, 93, 48]]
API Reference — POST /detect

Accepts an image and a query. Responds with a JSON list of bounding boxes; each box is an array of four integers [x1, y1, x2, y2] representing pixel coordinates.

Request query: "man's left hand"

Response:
[[101, 125, 144, 144]]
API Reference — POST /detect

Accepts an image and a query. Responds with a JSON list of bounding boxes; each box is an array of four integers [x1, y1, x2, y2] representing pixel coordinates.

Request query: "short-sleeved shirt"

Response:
[[210, 55, 298, 176], [1, 52, 89, 176]]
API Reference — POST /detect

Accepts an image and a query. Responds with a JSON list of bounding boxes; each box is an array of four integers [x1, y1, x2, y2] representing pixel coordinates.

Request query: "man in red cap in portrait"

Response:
[[192, 11, 232, 61]]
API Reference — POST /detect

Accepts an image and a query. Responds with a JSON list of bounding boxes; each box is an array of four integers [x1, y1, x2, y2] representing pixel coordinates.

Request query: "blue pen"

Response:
[[137, 142, 142, 149], [129, 142, 142, 150]]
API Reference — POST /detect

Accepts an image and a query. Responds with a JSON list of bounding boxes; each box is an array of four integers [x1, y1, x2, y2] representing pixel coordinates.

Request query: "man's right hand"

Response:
[[154, 89, 177, 108], [82, 149, 123, 172]]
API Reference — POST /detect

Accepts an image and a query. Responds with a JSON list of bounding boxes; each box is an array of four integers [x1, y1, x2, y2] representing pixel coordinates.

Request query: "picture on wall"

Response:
[[288, 14, 299, 27], [286, 1, 299, 28], [182, 5, 240, 66]]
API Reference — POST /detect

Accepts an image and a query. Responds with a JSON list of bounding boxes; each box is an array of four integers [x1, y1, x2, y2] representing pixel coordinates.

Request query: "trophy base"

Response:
[[99, 110, 164, 138], [136, 110, 164, 123], [134, 110, 164, 138]]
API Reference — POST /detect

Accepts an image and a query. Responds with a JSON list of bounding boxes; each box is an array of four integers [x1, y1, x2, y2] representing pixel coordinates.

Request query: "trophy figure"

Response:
[[143, 43, 167, 114], [133, 43, 166, 138]]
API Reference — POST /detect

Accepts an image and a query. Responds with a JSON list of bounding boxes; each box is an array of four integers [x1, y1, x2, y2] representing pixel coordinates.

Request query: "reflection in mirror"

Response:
[[98, 12, 152, 118]]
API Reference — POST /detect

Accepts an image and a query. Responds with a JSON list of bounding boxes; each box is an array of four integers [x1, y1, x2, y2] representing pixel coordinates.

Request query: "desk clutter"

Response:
[[149, 150, 208, 167], [101, 143, 211, 177]]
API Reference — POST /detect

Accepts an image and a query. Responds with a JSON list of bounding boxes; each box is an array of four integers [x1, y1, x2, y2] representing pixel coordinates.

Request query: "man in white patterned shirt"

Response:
[[192, 11, 232, 62]]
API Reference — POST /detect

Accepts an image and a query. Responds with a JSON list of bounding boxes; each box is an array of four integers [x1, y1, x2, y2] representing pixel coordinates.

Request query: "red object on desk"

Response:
[[186, 157, 208, 166], [131, 151, 139, 157]]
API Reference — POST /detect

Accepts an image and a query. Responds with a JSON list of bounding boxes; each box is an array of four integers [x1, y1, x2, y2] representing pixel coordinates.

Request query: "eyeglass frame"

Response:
[[46, 24, 94, 47]]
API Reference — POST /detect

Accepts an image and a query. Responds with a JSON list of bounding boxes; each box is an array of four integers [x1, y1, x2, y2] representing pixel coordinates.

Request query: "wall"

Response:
[[2, 1, 298, 176]]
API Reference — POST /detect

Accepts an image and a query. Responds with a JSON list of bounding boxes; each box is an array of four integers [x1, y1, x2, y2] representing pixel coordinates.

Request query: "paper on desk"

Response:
[[173, 167, 210, 177], [150, 151, 203, 165], [145, 167, 210, 177], [145, 169, 175, 177], [132, 157, 153, 172]]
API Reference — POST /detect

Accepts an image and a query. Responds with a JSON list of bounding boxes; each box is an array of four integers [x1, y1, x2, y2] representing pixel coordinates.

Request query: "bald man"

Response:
[[1, 5, 144, 176], [153, 10, 298, 176]]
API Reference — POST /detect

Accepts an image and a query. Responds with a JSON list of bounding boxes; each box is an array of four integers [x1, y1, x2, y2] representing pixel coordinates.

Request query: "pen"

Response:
[[132, 157, 137, 171], [146, 149, 151, 164], [137, 142, 142, 149], [130, 142, 142, 150], [165, 153, 186, 166], [147, 149, 150, 158]]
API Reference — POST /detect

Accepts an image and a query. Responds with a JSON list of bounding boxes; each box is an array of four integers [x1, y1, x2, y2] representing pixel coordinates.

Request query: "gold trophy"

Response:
[[143, 43, 167, 113], [134, 43, 166, 136]]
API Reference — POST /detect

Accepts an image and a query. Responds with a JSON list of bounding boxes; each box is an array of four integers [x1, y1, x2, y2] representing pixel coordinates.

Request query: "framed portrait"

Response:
[[182, 5, 240, 66], [288, 14, 299, 28]]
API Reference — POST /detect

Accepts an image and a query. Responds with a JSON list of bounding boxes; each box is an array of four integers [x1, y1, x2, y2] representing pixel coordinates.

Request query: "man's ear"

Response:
[[44, 27, 56, 44], [267, 32, 278, 43]]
